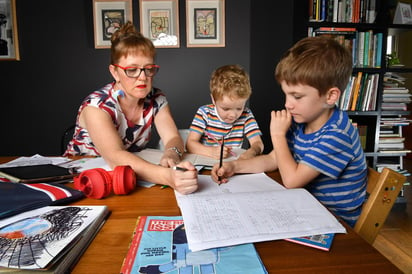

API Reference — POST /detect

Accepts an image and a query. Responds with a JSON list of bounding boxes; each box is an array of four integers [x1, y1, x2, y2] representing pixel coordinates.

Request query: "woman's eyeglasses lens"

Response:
[[124, 66, 159, 78]]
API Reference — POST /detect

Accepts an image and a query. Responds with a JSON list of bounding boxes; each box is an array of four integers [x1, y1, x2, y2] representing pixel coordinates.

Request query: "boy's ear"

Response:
[[326, 87, 341, 106]]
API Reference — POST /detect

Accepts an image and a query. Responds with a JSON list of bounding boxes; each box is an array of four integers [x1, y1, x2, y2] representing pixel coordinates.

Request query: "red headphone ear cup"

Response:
[[73, 168, 113, 199], [111, 165, 136, 195]]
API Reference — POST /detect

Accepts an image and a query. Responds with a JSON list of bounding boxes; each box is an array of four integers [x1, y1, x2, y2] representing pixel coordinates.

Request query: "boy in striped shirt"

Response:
[[186, 64, 264, 160], [211, 37, 367, 227]]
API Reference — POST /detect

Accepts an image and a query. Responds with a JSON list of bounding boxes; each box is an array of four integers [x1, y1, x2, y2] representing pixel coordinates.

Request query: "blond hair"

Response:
[[210, 64, 252, 101]]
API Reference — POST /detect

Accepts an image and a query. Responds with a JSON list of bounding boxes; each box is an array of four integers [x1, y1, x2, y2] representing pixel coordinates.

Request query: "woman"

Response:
[[64, 22, 197, 194]]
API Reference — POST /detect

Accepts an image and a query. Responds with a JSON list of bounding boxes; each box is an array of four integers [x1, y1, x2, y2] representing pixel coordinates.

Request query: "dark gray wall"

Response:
[[0, 0, 299, 156]]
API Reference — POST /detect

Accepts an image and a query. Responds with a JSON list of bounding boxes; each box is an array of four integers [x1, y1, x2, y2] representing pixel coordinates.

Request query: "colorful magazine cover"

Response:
[[120, 216, 267, 274], [285, 233, 335, 251]]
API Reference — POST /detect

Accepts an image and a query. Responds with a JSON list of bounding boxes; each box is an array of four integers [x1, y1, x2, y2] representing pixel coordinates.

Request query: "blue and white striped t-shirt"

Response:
[[287, 107, 367, 227], [190, 104, 262, 147]]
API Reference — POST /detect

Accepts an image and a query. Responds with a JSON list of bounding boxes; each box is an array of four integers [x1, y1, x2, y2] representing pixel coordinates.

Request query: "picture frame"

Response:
[[93, 0, 133, 49], [393, 2, 412, 24], [0, 0, 19, 60], [139, 0, 180, 48], [186, 0, 225, 48]]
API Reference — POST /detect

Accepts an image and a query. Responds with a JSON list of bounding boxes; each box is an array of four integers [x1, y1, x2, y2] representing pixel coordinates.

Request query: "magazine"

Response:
[[285, 233, 335, 251], [120, 216, 267, 274], [0, 206, 109, 272]]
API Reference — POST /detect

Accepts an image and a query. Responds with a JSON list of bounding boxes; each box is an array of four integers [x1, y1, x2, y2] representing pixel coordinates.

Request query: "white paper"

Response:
[[60, 157, 110, 172], [0, 154, 70, 168], [175, 174, 346, 251]]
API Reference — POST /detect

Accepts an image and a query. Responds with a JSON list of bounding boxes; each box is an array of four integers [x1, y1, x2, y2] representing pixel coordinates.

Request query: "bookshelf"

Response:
[[305, 0, 412, 196]]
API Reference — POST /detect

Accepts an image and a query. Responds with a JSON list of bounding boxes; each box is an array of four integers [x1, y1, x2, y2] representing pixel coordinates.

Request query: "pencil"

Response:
[[206, 132, 237, 157], [218, 138, 224, 183], [172, 166, 188, 172]]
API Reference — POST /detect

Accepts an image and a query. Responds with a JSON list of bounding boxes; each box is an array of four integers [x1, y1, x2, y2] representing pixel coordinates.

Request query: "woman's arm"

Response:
[[154, 105, 184, 167], [79, 106, 198, 194]]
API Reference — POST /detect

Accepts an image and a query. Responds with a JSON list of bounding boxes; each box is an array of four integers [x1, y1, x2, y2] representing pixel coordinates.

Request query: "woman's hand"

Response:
[[169, 161, 198, 194]]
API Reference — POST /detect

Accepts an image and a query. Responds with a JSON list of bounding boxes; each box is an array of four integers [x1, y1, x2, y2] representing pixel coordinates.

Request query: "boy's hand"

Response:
[[210, 145, 232, 159], [211, 161, 236, 184], [270, 109, 292, 137]]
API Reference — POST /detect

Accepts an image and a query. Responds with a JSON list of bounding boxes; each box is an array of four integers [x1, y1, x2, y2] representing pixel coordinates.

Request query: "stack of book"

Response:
[[379, 117, 411, 155], [381, 73, 411, 111]]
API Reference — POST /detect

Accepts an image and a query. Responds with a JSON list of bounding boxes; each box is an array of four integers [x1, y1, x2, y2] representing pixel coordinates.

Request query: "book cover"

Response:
[[285, 233, 335, 251], [0, 206, 109, 273], [120, 216, 267, 274], [0, 164, 76, 183]]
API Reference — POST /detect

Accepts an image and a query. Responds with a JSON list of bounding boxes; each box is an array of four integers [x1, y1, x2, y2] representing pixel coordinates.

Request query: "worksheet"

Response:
[[175, 174, 346, 251]]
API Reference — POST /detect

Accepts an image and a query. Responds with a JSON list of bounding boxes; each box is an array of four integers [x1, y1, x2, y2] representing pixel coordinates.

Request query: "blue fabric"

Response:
[[287, 107, 367, 227]]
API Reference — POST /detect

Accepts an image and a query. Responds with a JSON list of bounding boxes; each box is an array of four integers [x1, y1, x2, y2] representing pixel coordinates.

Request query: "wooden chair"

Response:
[[60, 125, 75, 155], [354, 167, 406, 245]]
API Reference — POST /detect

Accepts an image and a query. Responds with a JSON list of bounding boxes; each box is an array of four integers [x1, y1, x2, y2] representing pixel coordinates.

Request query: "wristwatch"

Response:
[[168, 146, 183, 158]]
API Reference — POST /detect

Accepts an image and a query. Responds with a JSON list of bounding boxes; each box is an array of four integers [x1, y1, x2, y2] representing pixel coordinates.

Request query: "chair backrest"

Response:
[[157, 129, 190, 151], [61, 125, 75, 155], [354, 167, 406, 244]]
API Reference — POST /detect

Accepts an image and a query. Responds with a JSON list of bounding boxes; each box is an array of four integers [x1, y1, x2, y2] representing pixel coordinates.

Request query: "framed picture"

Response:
[[186, 0, 225, 47], [0, 0, 19, 60], [93, 0, 133, 49], [393, 2, 412, 24], [139, 0, 180, 48]]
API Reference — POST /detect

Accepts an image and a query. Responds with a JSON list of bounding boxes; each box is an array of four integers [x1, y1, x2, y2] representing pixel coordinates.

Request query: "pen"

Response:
[[172, 166, 188, 172], [218, 138, 224, 184]]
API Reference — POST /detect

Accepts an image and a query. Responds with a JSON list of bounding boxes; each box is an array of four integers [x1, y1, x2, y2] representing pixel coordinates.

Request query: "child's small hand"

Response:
[[270, 109, 292, 137], [211, 146, 232, 159]]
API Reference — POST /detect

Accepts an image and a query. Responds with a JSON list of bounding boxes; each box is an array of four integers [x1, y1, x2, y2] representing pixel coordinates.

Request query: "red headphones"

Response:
[[73, 165, 136, 199]]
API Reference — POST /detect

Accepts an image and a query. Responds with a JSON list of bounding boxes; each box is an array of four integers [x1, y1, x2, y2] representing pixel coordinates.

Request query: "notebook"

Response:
[[0, 164, 76, 183]]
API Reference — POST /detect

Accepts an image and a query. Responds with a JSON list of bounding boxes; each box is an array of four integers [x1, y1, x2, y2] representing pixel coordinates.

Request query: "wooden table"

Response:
[[68, 171, 402, 274], [0, 157, 401, 273]]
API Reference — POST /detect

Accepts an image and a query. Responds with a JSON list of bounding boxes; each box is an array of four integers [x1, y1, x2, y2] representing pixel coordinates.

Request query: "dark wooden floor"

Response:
[[373, 157, 412, 273]]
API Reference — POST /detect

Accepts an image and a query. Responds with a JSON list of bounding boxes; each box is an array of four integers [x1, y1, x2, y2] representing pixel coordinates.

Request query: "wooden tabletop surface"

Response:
[[69, 171, 401, 274], [0, 157, 401, 273]]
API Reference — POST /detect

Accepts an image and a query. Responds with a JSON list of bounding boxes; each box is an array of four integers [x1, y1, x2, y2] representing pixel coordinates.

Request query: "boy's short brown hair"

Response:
[[210, 64, 252, 101], [275, 36, 352, 95]]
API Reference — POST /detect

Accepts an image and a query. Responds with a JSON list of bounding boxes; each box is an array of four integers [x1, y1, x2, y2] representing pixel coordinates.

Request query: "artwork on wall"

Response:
[[93, 0, 133, 49], [186, 0, 225, 47], [139, 0, 180, 48], [0, 0, 19, 60]]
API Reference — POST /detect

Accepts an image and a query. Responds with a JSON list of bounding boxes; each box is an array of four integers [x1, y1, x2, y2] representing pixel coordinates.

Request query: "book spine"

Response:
[[351, 71, 363, 111], [120, 216, 147, 274]]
